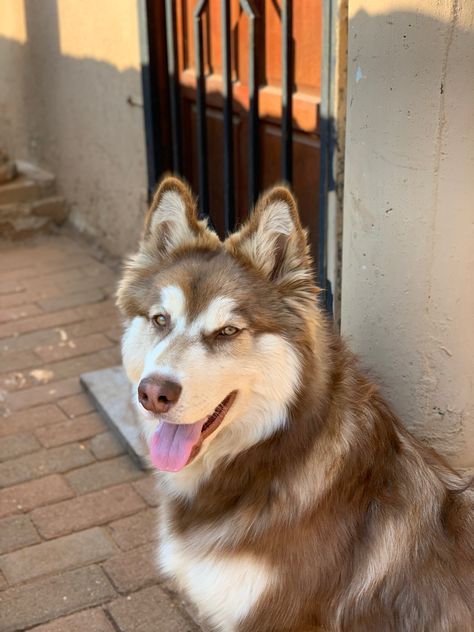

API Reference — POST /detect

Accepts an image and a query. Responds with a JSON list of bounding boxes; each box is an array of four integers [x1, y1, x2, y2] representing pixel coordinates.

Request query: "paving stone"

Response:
[[0, 527, 117, 584], [0, 348, 39, 372], [4, 377, 82, 410], [0, 303, 42, 323], [81, 366, 150, 470], [0, 474, 75, 518], [90, 431, 126, 460], [20, 267, 83, 293], [0, 280, 23, 295], [0, 327, 62, 353], [35, 412, 107, 447], [108, 508, 159, 551], [0, 432, 41, 462], [0, 404, 67, 437], [0, 308, 80, 339], [54, 272, 117, 295], [1, 347, 121, 395], [0, 565, 116, 632], [29, 608, 116, 632], [0, 514, 41, 554], [35, 333, 114, 363], [132, 475, 160, 507], [83, 261, 119, 277], [38, 288, 106, 312], [0, 286, 59, 309], [106, 326, 123, 343], [73, 299, 117, 320], [65, 455, 143, 494], [31, 483, 146, 539], [106, 585, 199, 632], [0, 443, 94, 487], [102, 543, 159, 593], [0, 253, 94, 280], [65, 315, 120, 339], [57, 393, 96, 418]]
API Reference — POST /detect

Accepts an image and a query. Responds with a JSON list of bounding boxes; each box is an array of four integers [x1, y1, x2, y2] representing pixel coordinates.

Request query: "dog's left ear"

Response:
[[226, 186, 313, 282]]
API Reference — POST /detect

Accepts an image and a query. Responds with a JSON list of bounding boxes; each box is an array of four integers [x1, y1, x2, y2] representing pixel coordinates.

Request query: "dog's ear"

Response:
[[117, 176, 219, 319], [143, 175, 206, 254], [226, 186, 314, 284]]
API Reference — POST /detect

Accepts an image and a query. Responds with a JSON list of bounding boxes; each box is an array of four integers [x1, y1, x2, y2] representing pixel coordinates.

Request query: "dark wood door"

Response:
[[147, 1, 322, 255]]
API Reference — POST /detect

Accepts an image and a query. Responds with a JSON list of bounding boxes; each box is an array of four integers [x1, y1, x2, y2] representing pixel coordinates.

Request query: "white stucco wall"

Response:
[[341, 1, 474, 467], [0, 0, 148, 255]]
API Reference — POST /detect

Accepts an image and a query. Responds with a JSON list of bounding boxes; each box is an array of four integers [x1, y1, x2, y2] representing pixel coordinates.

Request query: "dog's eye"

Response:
[[219, 326, 239, 337], [152, 314, 167, 328]]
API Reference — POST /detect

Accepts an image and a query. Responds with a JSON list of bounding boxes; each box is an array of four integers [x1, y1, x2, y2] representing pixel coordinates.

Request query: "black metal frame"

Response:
[[318, 0, 339, 313], [281, 0, 293, 184], [140, 0, 161, 198], [193, 0, 260, 226], [165, 0, 182, 173], [142, 0, 334, 288]]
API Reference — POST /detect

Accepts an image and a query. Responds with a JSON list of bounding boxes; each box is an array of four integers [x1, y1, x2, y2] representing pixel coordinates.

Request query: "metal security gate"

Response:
[[141, 0, 335, 303]]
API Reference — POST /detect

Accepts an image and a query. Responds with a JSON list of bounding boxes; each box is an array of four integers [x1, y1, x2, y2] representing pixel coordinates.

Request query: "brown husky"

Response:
[[117, 175, 473, 632]]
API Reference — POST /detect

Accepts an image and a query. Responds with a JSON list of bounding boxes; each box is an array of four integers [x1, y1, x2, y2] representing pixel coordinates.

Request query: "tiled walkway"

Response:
[[0, 234, 199, 631]]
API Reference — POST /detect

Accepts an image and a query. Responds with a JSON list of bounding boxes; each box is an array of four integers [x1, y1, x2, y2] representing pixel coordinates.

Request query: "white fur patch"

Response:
[[150, 190, 193, 249], [121, 316, 153, 384], [159, 285, 186, 324], [141, 284, 188, 385], [158, 518, 272, 631], [260, 200, 294, 237], [248, 200, 295, 276], [189, 296, 239, 336]]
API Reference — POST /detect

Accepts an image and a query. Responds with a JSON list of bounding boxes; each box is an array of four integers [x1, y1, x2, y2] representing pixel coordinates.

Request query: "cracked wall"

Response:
[[341, 1, 474, 467]]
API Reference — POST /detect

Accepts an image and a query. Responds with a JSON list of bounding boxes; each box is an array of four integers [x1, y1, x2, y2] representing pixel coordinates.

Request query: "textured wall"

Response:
[[0, 0, 148, 255], [341, 1, 474, 467]]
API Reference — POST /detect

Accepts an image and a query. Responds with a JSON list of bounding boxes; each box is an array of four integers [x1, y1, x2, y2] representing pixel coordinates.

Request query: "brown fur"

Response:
[[118, 176, 474, 632]]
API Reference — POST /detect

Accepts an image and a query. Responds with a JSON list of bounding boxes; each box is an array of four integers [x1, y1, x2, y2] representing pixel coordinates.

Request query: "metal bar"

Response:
[[139, 0, 160, 198], [239, 0, 258, 208], [194, 0, 209, 216], [281, 0, 293, 183], [221, 0, 235, 232], [165, 0, 182, 173], [318, 0, 339, 314]]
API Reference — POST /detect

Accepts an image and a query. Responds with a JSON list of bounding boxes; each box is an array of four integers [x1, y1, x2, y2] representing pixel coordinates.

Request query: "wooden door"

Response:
[[147, 0, 322, 256]]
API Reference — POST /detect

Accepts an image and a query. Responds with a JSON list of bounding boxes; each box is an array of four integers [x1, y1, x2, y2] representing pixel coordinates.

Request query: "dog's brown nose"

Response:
[[138, 376, 182, 414]]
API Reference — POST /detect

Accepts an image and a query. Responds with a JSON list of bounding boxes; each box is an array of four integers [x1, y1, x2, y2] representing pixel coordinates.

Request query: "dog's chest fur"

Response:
[[157, 503, 272, 632]]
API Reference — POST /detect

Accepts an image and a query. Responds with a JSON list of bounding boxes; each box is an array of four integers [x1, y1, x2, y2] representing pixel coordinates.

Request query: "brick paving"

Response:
[[0, 234, 201, 632]]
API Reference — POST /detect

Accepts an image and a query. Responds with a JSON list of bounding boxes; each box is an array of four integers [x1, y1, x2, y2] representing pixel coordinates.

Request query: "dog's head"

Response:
[[117, 176, 320, 476]]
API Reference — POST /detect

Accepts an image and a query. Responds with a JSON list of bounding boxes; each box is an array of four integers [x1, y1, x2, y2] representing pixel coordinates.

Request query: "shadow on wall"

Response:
[[1, 0, 322, 259], [343, 7, 474, 465], [0, 0, 148, 256]]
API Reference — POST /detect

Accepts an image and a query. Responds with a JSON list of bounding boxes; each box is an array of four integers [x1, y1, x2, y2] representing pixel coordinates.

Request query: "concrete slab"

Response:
[[80, 366, 152, 470]]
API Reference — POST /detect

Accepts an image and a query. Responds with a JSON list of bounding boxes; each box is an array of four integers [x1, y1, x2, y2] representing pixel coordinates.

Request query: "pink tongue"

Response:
[[150, 420, 205, 472]]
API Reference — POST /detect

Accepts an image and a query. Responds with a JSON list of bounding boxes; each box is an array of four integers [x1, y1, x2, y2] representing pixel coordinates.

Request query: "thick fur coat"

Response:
[[117, 176, 474, 632]]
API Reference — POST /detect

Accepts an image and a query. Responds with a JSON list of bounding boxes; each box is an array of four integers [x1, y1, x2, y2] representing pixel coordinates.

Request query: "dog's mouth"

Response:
[[149, 391, 237, 472]]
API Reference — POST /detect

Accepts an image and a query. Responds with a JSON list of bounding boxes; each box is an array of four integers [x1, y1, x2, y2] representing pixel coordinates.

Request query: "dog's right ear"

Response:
[[117, 176, 218, 319], [143, 175, 205, 254]]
